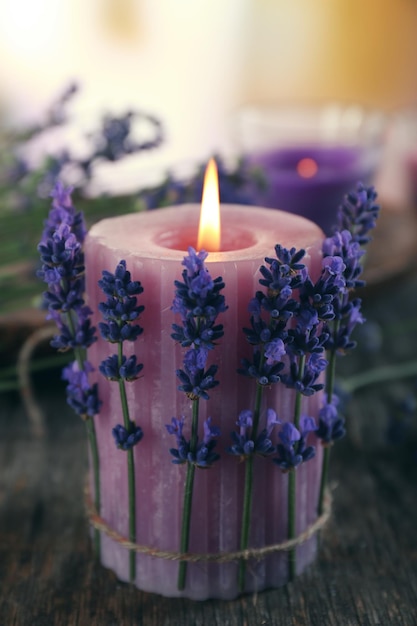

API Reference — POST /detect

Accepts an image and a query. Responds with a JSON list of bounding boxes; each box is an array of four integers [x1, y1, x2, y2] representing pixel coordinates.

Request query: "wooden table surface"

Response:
[[1, 270, 417, 626]]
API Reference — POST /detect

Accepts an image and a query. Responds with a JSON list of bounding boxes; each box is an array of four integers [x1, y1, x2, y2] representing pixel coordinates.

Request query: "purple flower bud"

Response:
[[237, 409, 253, 435], [264, 338, 286, 365], [279, 422, 300, 447], [182, 247, 208, 276], [112, 421, 143, 450], [266, 408, 281, 436], [203, 417, 221, 444], [322, 255, 346, 276]]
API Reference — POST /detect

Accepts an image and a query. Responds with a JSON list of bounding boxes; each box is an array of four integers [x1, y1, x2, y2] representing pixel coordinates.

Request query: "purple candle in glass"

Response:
[[250, 144, 373, 234], [236, 105, 385, 234]]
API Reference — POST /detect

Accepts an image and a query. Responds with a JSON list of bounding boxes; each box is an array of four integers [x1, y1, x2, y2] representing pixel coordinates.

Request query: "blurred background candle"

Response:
[[235, 104, 386, 234], [85, 165, 325, 599]]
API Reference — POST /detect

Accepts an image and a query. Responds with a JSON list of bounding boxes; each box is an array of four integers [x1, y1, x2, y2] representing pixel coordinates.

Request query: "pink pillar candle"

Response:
[[85, 204, 324, 600]]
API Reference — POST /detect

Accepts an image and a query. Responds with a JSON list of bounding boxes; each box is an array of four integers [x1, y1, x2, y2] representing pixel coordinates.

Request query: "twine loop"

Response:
[[84, 484, 332, 563]]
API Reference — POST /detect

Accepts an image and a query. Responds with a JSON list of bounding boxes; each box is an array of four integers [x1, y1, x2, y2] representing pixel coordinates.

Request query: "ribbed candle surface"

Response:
[[85, 204, 324, 600]]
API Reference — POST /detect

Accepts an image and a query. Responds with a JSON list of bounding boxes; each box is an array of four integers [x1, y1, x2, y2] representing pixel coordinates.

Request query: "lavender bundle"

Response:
[[167, 247, 227, 590], [265, 184, 378, 578], [98, 260, 145, 582], [37, 181, 102, 556], [280, 251, 347, 578], [317, 184, 380, 514], [229, 246, 301, 590], [232, 244, 345, 586]]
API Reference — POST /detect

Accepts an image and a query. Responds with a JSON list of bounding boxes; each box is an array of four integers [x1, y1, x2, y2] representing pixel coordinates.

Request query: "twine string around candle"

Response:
[[84, 483, 332, 564]]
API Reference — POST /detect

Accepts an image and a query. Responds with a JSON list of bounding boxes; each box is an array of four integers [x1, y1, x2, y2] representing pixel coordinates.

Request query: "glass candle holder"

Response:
[[233, 103, 386, 234]]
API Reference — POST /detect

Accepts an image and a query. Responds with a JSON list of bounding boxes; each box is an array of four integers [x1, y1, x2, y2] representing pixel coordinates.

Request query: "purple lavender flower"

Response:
[[40, 180, 87, 244], [169, 247, 226, 587], [166, 416, 185, 437], [278, 252, 346, 364], [46, 82, 79, 126], [322, 255, 346, 278], [321, 185, 377, 356], [228, 408, 280, 458], [287, 307, 329, 356], [240, 245, 313, 386], [203, 416, 221, 444], [48, 306, 97, 351], [228, 410, 255, 457], [99, 354, 143, 381], [281, 352, 327, 396], [176, 350, 219, 400], [273, 416, 317, 471], [38, 182, 99, 415], [39, 223, 80, 267], [62, 360, 101, 419], [181, 247, 208, 275], [50, 179, 74, 209], [193, 442, 221, 468], [166, 416, 220, 468], [298, 256, 346, 322], [323, 230, 365, 291], [172, 247, 227, 327], [263, 245, 306, 280], [112, 422, 144, 450], [242, 301, 292, 348], [238, 351, 285, 386], [171, 317, 225, 350], [80, 110, 163, 177], [316, 395, 346, 445], [264, 338, 286, 365], [98, 259, 145, 449], [172, 248, 226, 400], [99, 260, 143, 298], [336, 183, 379, 245], [325, 296, 365, 353], [98, 260, 144, 342]]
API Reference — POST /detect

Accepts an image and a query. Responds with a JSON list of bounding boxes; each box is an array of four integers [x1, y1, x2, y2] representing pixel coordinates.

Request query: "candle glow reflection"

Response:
[[296, 157, 319, 179]]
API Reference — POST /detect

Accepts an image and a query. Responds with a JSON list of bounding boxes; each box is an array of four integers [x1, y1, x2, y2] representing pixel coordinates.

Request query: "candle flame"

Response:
[[197, 158, 221, 252], [297, 158, 319, 179]]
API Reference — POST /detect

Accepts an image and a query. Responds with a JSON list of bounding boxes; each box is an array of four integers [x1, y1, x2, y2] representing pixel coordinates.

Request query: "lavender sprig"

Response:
[[235, 239, 345, 585], [233, 247, 307, 592], [169, 247, 226, 591], [37, 181, 101, 558], [317, 184, 380, 516], [268, 244, 345, 580], [62, 360, 101, 418], [316, 395, 346, 445], [98, 259, 145, 583], [79, 110, 163, 179]]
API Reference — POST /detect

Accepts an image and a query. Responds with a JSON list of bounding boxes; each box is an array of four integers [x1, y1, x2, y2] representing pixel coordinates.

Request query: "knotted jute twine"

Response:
[[84, 484, 332, 563]]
